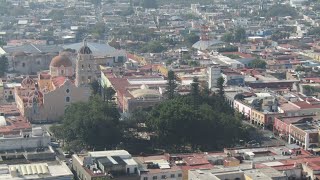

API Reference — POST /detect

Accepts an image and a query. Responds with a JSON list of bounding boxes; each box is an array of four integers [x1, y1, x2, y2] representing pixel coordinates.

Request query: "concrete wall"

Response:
[[140, 170, 183, 180], [0, 135, 50, 151], [10, 54, 57, 75]]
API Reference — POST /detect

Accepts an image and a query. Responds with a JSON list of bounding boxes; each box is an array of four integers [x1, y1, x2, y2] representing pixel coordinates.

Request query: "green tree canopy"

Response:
[[308, 27, 320, 37], [248, 59, 267, 69], [140, 41, 166, 53], [184, 33, 200, 46], [146, 94, 246, 151], [141, 0, 158, 9], [0, 56, 8, 77], [221, 28, 246, 43], [217, 77, 225, 98], [47, 10, 65, 21], [90, 80, 100, 95], [265, 4, 298, 18], [50, 96, 121, 151], [165, 70, 177, 100]]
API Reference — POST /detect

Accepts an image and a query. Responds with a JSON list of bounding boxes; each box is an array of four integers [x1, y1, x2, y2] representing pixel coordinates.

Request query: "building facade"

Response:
[[14, 42, 94, 123]]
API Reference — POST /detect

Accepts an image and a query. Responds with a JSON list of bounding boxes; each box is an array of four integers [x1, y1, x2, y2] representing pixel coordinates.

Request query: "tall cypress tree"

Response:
[[217, 77, 225, 98], [191, 77, 200, 110], [165, 70, 177, 100]]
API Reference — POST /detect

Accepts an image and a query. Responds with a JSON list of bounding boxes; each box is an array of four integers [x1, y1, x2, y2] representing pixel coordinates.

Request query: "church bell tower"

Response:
[[75, 39, 97, 87]]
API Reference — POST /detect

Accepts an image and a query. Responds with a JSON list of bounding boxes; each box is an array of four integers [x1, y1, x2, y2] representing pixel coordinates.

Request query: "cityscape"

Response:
[[0, 0, 320, 179]]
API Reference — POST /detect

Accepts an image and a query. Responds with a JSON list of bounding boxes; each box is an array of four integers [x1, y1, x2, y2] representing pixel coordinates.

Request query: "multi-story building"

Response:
[[289, 122, 319, 150], [278, 97, 320, 117], [72, 150, 139, 180], [273, 115, 315, 141], [134, 155, 183, 180], [101, 71, 166, 113], [234, 99, 252, 119], [0, 162, 73, 179], [251, 108, 283, 129], [208, 65, 221, 89], [188, 167, 287, 180]]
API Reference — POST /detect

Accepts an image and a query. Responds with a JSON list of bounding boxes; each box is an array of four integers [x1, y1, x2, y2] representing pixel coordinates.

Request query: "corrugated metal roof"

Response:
[[63, 42, 118, 57]]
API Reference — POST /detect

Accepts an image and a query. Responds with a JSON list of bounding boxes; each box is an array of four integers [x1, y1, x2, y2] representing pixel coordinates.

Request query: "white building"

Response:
[[208, 65, 221, 89], [0, 127, 50, 151], [0, 162, 73, 179]]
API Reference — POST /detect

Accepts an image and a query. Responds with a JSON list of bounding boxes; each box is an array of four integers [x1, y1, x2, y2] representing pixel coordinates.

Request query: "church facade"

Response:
[[14, 42, 96, 123]]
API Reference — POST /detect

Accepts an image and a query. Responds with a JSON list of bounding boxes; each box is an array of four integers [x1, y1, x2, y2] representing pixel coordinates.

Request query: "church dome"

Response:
[[21, 76, 34, 87], [50, 55, 72, 67]]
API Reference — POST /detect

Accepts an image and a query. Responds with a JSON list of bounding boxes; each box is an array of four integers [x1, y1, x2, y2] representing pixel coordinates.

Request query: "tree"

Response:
[[90, 22, 106, 39], [221, 33, 234, 42], [248, 59, 267, 69], [308, 27, 320, 37], [217, 77, 225, 98], [90, 80, 100, 95], [217, 46, 238, 53], [191, 77, 200, 110], [0, 56, 8, 77], [165, 70, 177, 100], [146, 93, 248, 151], [264, 4, 298, 18], [90, 0, 101, 6], [50, 96, 121, 151], [234, 28, 246, 43], [234, 93, 245, 101], [0, 40, 6, 46], [140, 41, 166, 53], [295, 66, 305, 72], [141, 0, 158, 9], [48, 10, 65, 21], [103, 87, 116, 103], [304, 85, 318, 96], [184, 33, 200, 46]]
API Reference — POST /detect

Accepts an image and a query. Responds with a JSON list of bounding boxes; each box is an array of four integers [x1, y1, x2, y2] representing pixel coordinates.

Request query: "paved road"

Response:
[[242, 120, 286, 147]]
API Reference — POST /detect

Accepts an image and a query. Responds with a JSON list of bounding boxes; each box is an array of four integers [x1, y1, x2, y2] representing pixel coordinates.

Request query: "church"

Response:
[[14, 41, 97, 123]]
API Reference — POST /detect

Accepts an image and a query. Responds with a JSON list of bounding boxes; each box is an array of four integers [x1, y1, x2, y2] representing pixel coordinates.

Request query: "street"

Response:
[[242, 120, 286, 147]]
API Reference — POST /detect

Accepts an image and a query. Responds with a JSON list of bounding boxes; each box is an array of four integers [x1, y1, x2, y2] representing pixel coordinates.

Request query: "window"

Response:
[[161, 175, 166, 179], [153, 176, 157, 180], [22, 62, 25, 67], [37, 61, 40, 65], [143, 178, 148, 180], [66, 89, 70, 93], [66, 97, 70, 102], [81, 64, 84, 69], [88, 64, 91, 69], [61, 70, 64, 75], [170, 174, 175, 178], [178, 174, 182, 177]]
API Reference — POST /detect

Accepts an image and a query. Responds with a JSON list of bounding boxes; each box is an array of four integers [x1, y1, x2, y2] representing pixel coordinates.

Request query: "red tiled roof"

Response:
[[0, 116, 31, 135], [0, 104, 20, 116], [183, 155, 210, 166], [304, 78, 320, 83], [51, 76, 74, 88], [292, 101, 320, 109]]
